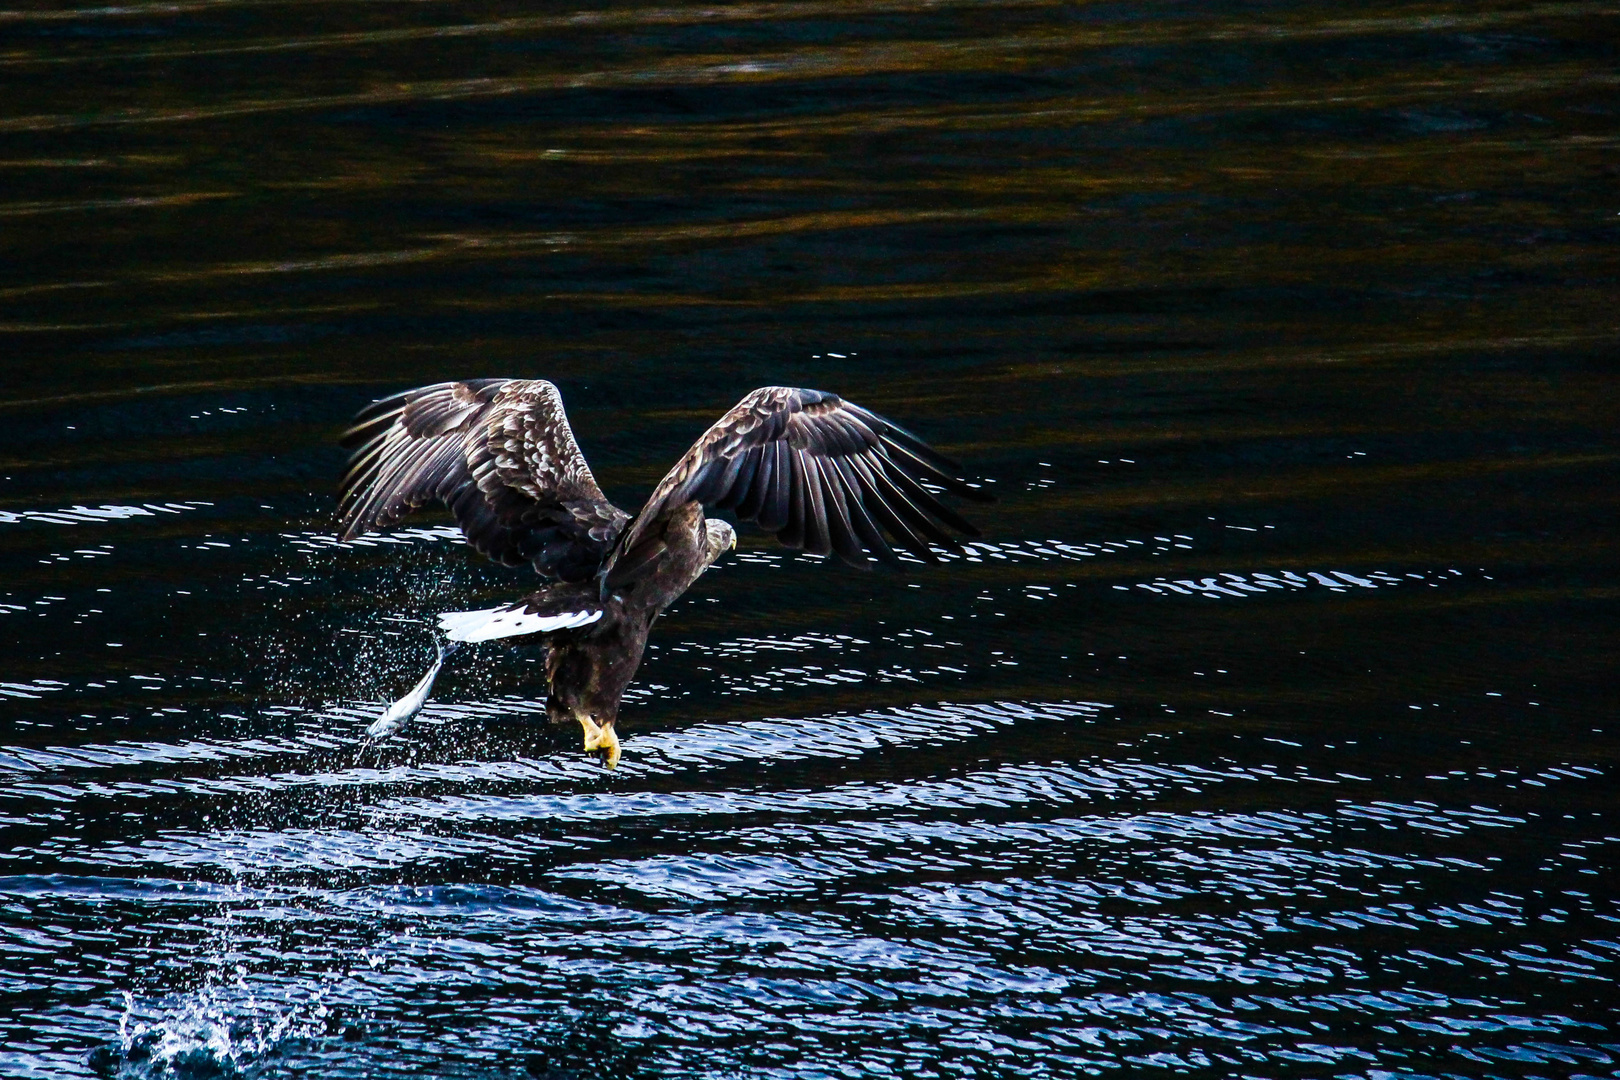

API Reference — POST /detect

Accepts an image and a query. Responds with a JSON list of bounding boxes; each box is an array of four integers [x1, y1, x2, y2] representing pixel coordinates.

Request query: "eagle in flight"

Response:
[[338, 380, 989, 767]]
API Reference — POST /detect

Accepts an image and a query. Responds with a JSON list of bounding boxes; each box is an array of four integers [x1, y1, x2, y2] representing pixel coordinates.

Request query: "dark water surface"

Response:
[[2, 0, 1617, 1076]]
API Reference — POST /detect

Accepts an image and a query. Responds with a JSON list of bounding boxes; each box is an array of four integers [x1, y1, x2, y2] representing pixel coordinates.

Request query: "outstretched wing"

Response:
[[602, 386, 990, 588], [338, 379, 628, 582]]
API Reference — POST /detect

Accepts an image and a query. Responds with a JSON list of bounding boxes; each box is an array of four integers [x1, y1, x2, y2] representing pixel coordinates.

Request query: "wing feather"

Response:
[[842, 402, 968, 478], [735, 442, 773, 522], [881, 458, 982, 538], [711, 445, 759, 512], [831, 457, 901, 568], [870, 460, 964, 549], [759, 441, 792, 532], [814, 454, 868, 568], [798, 452, 833, 557], [846, 453, 945, 561], [781, 449, 808, 550], [337, 379, 628, 580], [601, 386, 988, 588]]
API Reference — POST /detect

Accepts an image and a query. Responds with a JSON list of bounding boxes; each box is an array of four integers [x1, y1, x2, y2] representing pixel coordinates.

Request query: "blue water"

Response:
[[1, 0, 1616, 1076]]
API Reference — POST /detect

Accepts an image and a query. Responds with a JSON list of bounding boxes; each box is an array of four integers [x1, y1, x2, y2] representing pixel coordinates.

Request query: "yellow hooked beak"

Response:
[[728, 531, 737, 551]]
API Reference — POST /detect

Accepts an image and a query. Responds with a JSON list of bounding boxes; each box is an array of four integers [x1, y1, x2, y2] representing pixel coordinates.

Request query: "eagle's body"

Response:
[[532, 504, 732, 757], [339, 380, 986, 766]]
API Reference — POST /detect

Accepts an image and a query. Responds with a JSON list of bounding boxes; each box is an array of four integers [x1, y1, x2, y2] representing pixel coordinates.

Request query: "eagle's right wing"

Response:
[[338, 379, 628, 582]]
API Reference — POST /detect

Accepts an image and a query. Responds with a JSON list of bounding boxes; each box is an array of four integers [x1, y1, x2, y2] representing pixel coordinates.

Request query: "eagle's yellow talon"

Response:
[[598, 725, 621, 769], [578, 716, 621, 769]]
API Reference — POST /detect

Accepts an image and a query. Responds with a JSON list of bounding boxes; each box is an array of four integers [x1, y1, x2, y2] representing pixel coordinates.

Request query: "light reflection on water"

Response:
[[1, 0, 1616, 1076]]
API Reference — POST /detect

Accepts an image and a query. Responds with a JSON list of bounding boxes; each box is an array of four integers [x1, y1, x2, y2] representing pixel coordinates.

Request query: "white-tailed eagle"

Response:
[[338, 380, 989, 766]]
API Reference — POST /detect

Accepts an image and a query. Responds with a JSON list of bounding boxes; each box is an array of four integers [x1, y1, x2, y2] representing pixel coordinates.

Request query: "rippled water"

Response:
[[2, 0, 1617, 1076]]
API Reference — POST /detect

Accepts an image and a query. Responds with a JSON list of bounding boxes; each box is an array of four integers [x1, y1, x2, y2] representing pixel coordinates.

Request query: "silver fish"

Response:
[[366, 637, 456, 740]]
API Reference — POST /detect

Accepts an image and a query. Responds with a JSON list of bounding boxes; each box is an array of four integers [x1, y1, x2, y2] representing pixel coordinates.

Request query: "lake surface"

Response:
[[1, 0, 1616, 1076]]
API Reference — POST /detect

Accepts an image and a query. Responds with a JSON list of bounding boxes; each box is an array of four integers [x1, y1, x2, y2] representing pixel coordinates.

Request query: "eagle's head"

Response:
[[704, 519, 737, 565]]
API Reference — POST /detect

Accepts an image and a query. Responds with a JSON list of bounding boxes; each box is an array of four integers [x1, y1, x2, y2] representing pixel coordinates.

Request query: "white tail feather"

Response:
[[437, 605, 603, 643]]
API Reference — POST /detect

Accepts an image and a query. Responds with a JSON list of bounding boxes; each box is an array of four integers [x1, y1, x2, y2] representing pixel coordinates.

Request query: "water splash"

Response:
[[92, 980, 335, 1079]]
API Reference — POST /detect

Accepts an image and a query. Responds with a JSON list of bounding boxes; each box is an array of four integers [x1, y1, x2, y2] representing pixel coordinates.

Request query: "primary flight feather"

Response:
[[338, 380, 989, 767]]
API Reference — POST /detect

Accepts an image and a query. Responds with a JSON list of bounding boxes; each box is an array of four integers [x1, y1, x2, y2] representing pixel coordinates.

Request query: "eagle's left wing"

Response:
[[602, 386, 990, 590]]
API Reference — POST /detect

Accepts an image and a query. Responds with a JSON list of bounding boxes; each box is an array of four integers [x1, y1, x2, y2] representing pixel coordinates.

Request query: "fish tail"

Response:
[[433, 634, 461, 664]]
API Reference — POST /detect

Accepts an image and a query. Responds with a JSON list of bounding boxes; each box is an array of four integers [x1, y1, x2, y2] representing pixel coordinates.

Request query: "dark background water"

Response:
[[1, 0, 1617, 1076]]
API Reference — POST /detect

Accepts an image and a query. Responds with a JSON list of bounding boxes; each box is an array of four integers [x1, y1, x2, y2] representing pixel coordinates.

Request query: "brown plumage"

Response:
[[339, 380, 989, 766]]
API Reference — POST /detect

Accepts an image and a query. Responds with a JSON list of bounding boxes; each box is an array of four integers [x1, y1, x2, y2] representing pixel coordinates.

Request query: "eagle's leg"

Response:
[[577, 715, 622, 770]]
